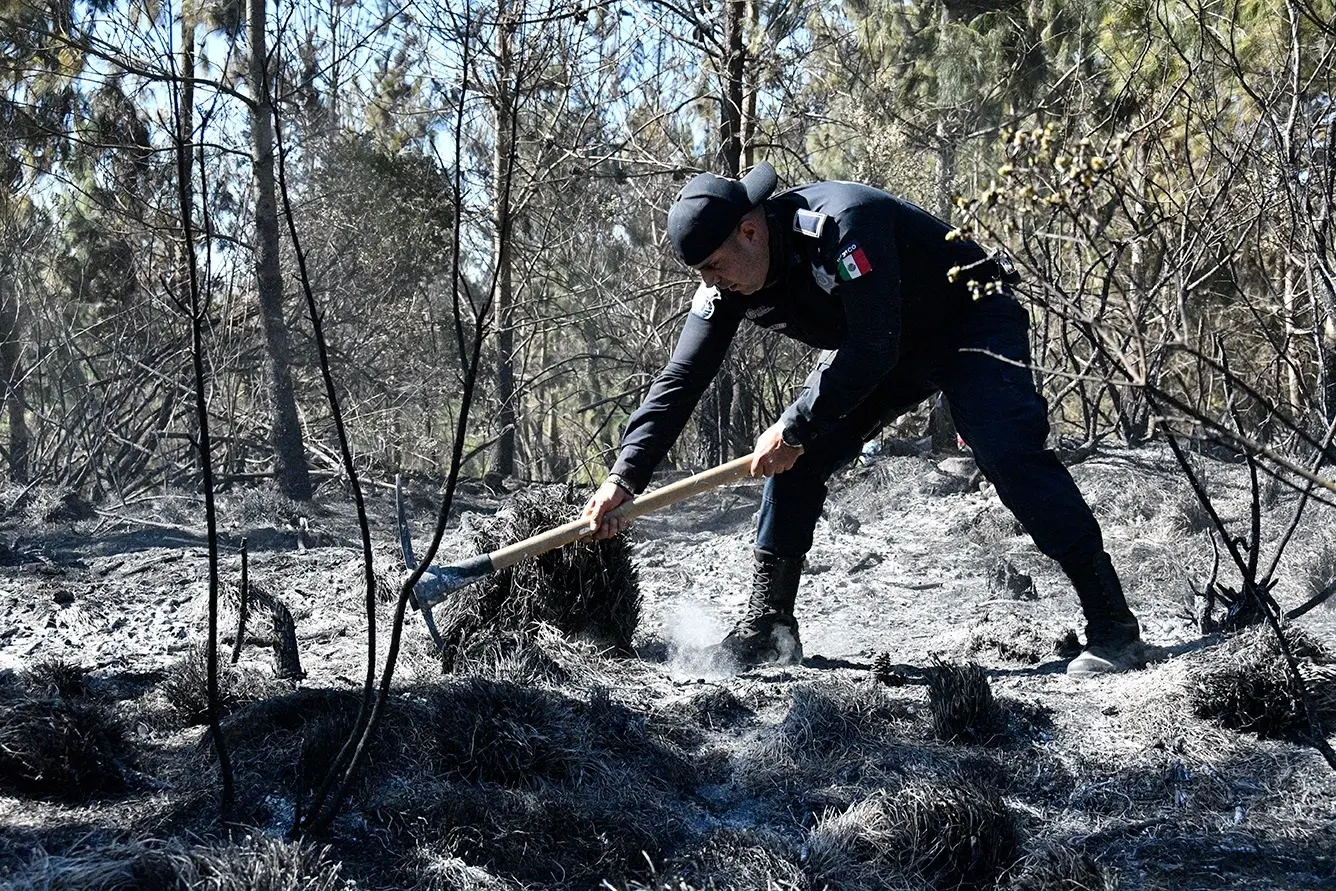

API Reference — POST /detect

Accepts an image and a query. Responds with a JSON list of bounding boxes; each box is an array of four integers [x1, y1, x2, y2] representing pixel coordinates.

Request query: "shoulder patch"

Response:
[[811, 263, 836, 294], [690, 283, 722, 320], [836, 243, 873, 281], [793, 209, 829, 239]]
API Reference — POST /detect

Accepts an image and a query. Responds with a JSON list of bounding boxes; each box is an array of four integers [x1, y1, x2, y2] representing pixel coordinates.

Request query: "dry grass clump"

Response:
[[433, 486, 640, 671], [658, 685, 754, 731], [966, 505, 1025, 549], [380, 679, 702, 888], [31, 488, 98, 524], [416, 782, 678, 888], [22, 658, 90, 700], [640, 828, 807, 890], [1059, 753, 1236, 818], [452, 627, 578, 685], [1069, 460, 1177, 527], [415, 853, 526, 891], [1296, 532, 1336, 609], [0, 658, 134, 802], [0, 692, 130, 802], [223, 485, 306, 528], [927, 660, 1003, 745], [965, 612, 1053, 665], [766, 678, 913, 764], [805, 777, 1019, 890], [733, 679, 918, 807], [422, 678, 694, 792], [194, 835, 345, 890], [0, 480, 34, 519], [168, 687, 421, 831], [406, 750, 695, 886], [182, 676, 698, 880], [157, 643, 284, 727], [427, 677, 600, 786], [1112, 540, 1185, 602], [999, 839, 1117, 891], [6, 835, 344, 890], [336, 551, 401, 606], [449, 621, 622, 688], [917, 467, 976, 497], [831, 457, 924, 524], [1168, 491, 1214, 535], [212, 688, 378, 803], [1188, 624, 1336, 738], [7, 839, 195, 890]]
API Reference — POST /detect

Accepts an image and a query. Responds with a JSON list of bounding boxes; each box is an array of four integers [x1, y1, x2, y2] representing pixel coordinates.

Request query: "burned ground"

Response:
[[1, 444, 1334, 889]]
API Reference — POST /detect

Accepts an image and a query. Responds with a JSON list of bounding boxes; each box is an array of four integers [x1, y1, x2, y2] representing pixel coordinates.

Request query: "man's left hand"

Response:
[[751, 422, 804, 477]]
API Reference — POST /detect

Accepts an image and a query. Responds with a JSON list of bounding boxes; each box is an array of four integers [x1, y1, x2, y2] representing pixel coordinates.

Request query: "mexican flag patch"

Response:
[[837, 244, 872, 281]]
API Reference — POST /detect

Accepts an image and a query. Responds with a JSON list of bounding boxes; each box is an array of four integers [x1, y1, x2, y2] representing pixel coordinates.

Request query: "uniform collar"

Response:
[[762, 200, 789, 290]]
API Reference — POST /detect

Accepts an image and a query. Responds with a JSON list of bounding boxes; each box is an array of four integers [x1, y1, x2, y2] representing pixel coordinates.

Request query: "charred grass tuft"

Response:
[[927, 660, 1004, 745], [964, 611, 1055, 666], [156, 643, 285, 728], [424, 678, 694, 791], [730, 678, 923, 815], [658, 684, 754, 732], [434, 486, 641, 671], [768, 678, 914, 764], [391, 676, 703, 888], [998, 838, 1118, 891], [1189, 625, 1336, 738], [22, 657, 90, 700], [0, 689, 132, 802], [199, 687, 386, 817], [805, 776, 1019, 890], [428, 678, 599, 786], [447, 621, 624, 687], [613, 828, 808, 890], [6, 835, 344, 890]]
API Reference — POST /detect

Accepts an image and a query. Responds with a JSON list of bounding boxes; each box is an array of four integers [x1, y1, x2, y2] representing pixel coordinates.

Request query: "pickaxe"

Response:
[[396, 455, 755, 650]]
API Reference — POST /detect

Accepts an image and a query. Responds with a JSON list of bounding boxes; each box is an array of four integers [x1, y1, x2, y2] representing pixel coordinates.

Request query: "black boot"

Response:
[[708, 552, 804, 668], [1060, 550, 1144, 675]]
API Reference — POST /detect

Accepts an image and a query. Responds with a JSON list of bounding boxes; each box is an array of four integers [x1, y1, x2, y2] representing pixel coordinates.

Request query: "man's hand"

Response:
[[582, 480, 635, 540], [751, 422, 804, 477]]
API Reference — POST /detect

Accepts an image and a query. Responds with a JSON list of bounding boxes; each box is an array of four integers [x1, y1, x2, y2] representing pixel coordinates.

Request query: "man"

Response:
[[581, 161, 1144, 675]]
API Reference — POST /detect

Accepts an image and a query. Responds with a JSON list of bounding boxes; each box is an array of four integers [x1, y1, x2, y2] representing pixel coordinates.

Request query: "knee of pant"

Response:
[[951, 392, 1050, 457], [970, 445, 1042, 482]]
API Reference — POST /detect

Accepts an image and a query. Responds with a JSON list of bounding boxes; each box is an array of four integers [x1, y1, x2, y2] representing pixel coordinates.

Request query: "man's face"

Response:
[[690, 215, 769, 294]]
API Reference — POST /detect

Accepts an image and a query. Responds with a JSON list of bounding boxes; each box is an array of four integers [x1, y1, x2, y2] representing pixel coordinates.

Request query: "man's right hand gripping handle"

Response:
[[582, 477, 635, 540]]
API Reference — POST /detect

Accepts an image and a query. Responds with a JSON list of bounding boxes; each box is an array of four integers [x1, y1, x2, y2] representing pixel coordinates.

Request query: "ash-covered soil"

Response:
[[1, 443, 1335, 890]]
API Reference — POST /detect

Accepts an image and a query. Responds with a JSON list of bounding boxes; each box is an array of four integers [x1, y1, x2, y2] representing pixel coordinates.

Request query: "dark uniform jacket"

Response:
[[610, 180, 1009, 493]]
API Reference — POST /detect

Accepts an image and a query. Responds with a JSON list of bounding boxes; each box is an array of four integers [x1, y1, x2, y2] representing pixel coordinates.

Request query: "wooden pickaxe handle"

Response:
[[487, 453, 755, 570], [405, 454, 757, 613]]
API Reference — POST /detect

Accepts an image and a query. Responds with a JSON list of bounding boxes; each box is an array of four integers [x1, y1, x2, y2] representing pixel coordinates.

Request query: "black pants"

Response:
[[755, 294, 1104, 564]]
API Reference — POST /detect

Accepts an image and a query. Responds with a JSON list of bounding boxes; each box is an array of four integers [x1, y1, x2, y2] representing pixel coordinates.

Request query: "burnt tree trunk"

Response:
[[719, 0, 744, 178], [0, 270, 26, 483], [1314, 273, 1336, 427], [248, 0, 312, 501], [488, 3, 518, 484]]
